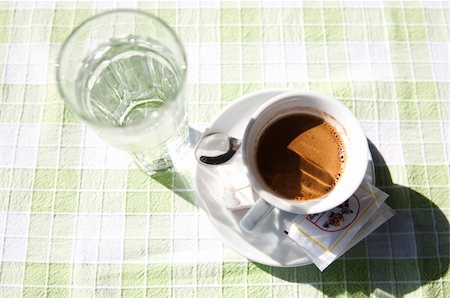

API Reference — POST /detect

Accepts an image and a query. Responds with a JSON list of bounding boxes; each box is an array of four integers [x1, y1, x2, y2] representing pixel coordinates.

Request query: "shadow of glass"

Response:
[[151, 169, 197, 206], [148, 126, 205, 206], [254, 140, 449, 297]]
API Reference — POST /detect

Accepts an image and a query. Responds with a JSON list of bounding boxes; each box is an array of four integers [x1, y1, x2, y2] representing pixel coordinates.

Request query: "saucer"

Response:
[[193, 89, 375, 267]]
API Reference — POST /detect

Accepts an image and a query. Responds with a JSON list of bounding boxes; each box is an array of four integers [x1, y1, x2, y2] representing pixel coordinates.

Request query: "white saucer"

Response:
[[193, 89, 375, 267]]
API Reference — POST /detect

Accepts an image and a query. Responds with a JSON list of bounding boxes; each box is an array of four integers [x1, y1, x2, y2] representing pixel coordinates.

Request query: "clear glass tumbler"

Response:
[[57, 10, 188, 174]]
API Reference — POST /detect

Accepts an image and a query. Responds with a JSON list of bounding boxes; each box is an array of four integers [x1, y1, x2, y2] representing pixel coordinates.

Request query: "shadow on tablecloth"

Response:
[[255, 140, 449, 297]]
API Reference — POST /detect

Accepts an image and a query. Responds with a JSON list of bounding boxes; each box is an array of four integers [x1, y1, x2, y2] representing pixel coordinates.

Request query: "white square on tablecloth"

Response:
[[14, 146, 38, 168], [185, 44, 199, 65], [360, 122, 380, 144], [98, 239, 123, 262], [379, 143, 405, 165], [362, 1, 384, 8], [369, 44, 391, 63], [442, 122, 450, 143], [117, 1, 138, 8], [199, 64, 220, 83], [17, 125, 40, 146], [73, 239, 98, 263], [178, 1, 199, 8], [187, 63, 200, 83], [82, 147, 107, 169], [199, 0, 219, 8], [105, 148, 130, 169], [101, 215, 125, 239], [200, 44, 220, 64], [76, 215, 101, 239], [378, 122, 402, 144], [263, 44, 285, 63], [0, 125, 18, 145], [0, 213, 7, 236], [173, 215, 198, 239], [5, 64, 27, 84], [172, 239, 197, 263], [28, 44, 50, 65], [7, 45, 29, 65], [2, 237, 27, 262], [349, 63, 372, 81], [95, 1, 117, 9], [0, 146, 14, 167], [430, 43, 449, 62], [286, 64, 308, 82], [262, 1, 289, 8], [84, 128, 107, 147], [198, 215, 220, 239], [347, 43, 370, 63], [423, 1, 446, 8], [342, 1, 363, 7], [35, 1, 57, 8], [0, 237, 3, 262], [15, 1, 56, 8], [433, 63, 450, 82], [27, 64, 48, 85], [264, 64, 286, 83], [445, 144, 450, 164], [5, 213, 30, 237], [198, 239, 223, 262], [285, 44, 306, 63], [371, 63, 394, 81]]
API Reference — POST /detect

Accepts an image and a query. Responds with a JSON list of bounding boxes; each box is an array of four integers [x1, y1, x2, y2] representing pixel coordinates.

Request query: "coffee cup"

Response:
[[240, 91, 368, 232]]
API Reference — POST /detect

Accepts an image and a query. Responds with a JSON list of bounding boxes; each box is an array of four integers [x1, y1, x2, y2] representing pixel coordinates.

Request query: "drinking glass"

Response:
[[57, 10, 188, 174]]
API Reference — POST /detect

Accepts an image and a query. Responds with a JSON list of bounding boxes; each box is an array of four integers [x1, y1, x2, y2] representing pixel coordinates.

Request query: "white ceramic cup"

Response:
[[240, 91, 368, 232]]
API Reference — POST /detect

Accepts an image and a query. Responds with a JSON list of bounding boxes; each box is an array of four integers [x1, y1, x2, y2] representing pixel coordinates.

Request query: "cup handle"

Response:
[[240, 198, 274, 232]]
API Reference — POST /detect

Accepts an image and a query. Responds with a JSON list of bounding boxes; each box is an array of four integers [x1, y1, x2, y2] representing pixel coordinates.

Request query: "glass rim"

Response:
[[56, 9, 187, 130]]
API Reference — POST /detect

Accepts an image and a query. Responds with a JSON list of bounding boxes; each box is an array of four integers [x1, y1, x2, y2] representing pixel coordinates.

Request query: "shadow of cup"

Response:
[[254, 140, 449, 297]]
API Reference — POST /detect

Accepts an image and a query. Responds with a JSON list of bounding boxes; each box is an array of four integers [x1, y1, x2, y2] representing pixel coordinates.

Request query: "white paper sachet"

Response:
[[216, 155, 257, 210], [343, 203, 395, 257], [287, 181, 393, 271], [301, 203, 395, 270]]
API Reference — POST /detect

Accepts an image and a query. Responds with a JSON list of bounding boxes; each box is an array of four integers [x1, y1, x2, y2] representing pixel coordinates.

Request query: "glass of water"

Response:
[[57, 10, 187, 174]]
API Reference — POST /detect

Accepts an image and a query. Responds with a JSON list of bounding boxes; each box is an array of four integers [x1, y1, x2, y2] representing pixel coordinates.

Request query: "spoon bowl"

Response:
[[195, 133, 241, 165]]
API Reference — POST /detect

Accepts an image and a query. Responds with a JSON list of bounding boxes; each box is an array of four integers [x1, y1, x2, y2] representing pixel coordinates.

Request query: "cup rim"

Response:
[[242, 90, 368, 214], [56, 9, 187, 131]]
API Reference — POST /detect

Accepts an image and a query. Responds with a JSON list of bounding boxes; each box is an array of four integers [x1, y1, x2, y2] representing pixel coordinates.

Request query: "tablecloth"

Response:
[[0, 1, 449, 297]]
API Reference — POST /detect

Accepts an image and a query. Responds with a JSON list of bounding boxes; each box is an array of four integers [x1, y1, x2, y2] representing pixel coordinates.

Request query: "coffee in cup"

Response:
[[256, 113, 346, 201]]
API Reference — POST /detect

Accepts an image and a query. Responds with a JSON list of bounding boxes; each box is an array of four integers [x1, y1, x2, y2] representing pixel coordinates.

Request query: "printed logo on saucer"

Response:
[[306, 195, 360, 232]]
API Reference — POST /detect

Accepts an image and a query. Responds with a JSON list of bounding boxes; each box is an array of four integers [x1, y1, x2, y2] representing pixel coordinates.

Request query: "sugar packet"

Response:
[[286, 181, 394, 271], [216, 154, 257, 210]]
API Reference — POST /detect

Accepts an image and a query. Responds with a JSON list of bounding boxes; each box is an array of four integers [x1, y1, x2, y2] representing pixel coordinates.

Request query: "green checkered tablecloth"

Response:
[[0, 1, 449, 297]]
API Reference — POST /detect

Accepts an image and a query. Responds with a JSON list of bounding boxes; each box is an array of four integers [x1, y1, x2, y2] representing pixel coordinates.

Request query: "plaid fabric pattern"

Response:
[[0, 1, 449, 297]]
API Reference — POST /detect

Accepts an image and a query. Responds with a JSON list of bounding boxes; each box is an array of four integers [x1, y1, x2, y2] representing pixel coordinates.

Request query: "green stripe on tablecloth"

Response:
[[1, 82, 449, 123], [0, 8, 448, 43], [0, 259, 447, 294]]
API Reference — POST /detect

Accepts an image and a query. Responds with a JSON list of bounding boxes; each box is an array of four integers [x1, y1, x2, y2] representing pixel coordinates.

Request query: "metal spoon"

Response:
[[195, 133, 241, 165]]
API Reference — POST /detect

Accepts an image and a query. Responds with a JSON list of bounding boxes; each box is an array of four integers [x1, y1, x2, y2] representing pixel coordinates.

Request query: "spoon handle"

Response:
[[240, 198, 273, 232]]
